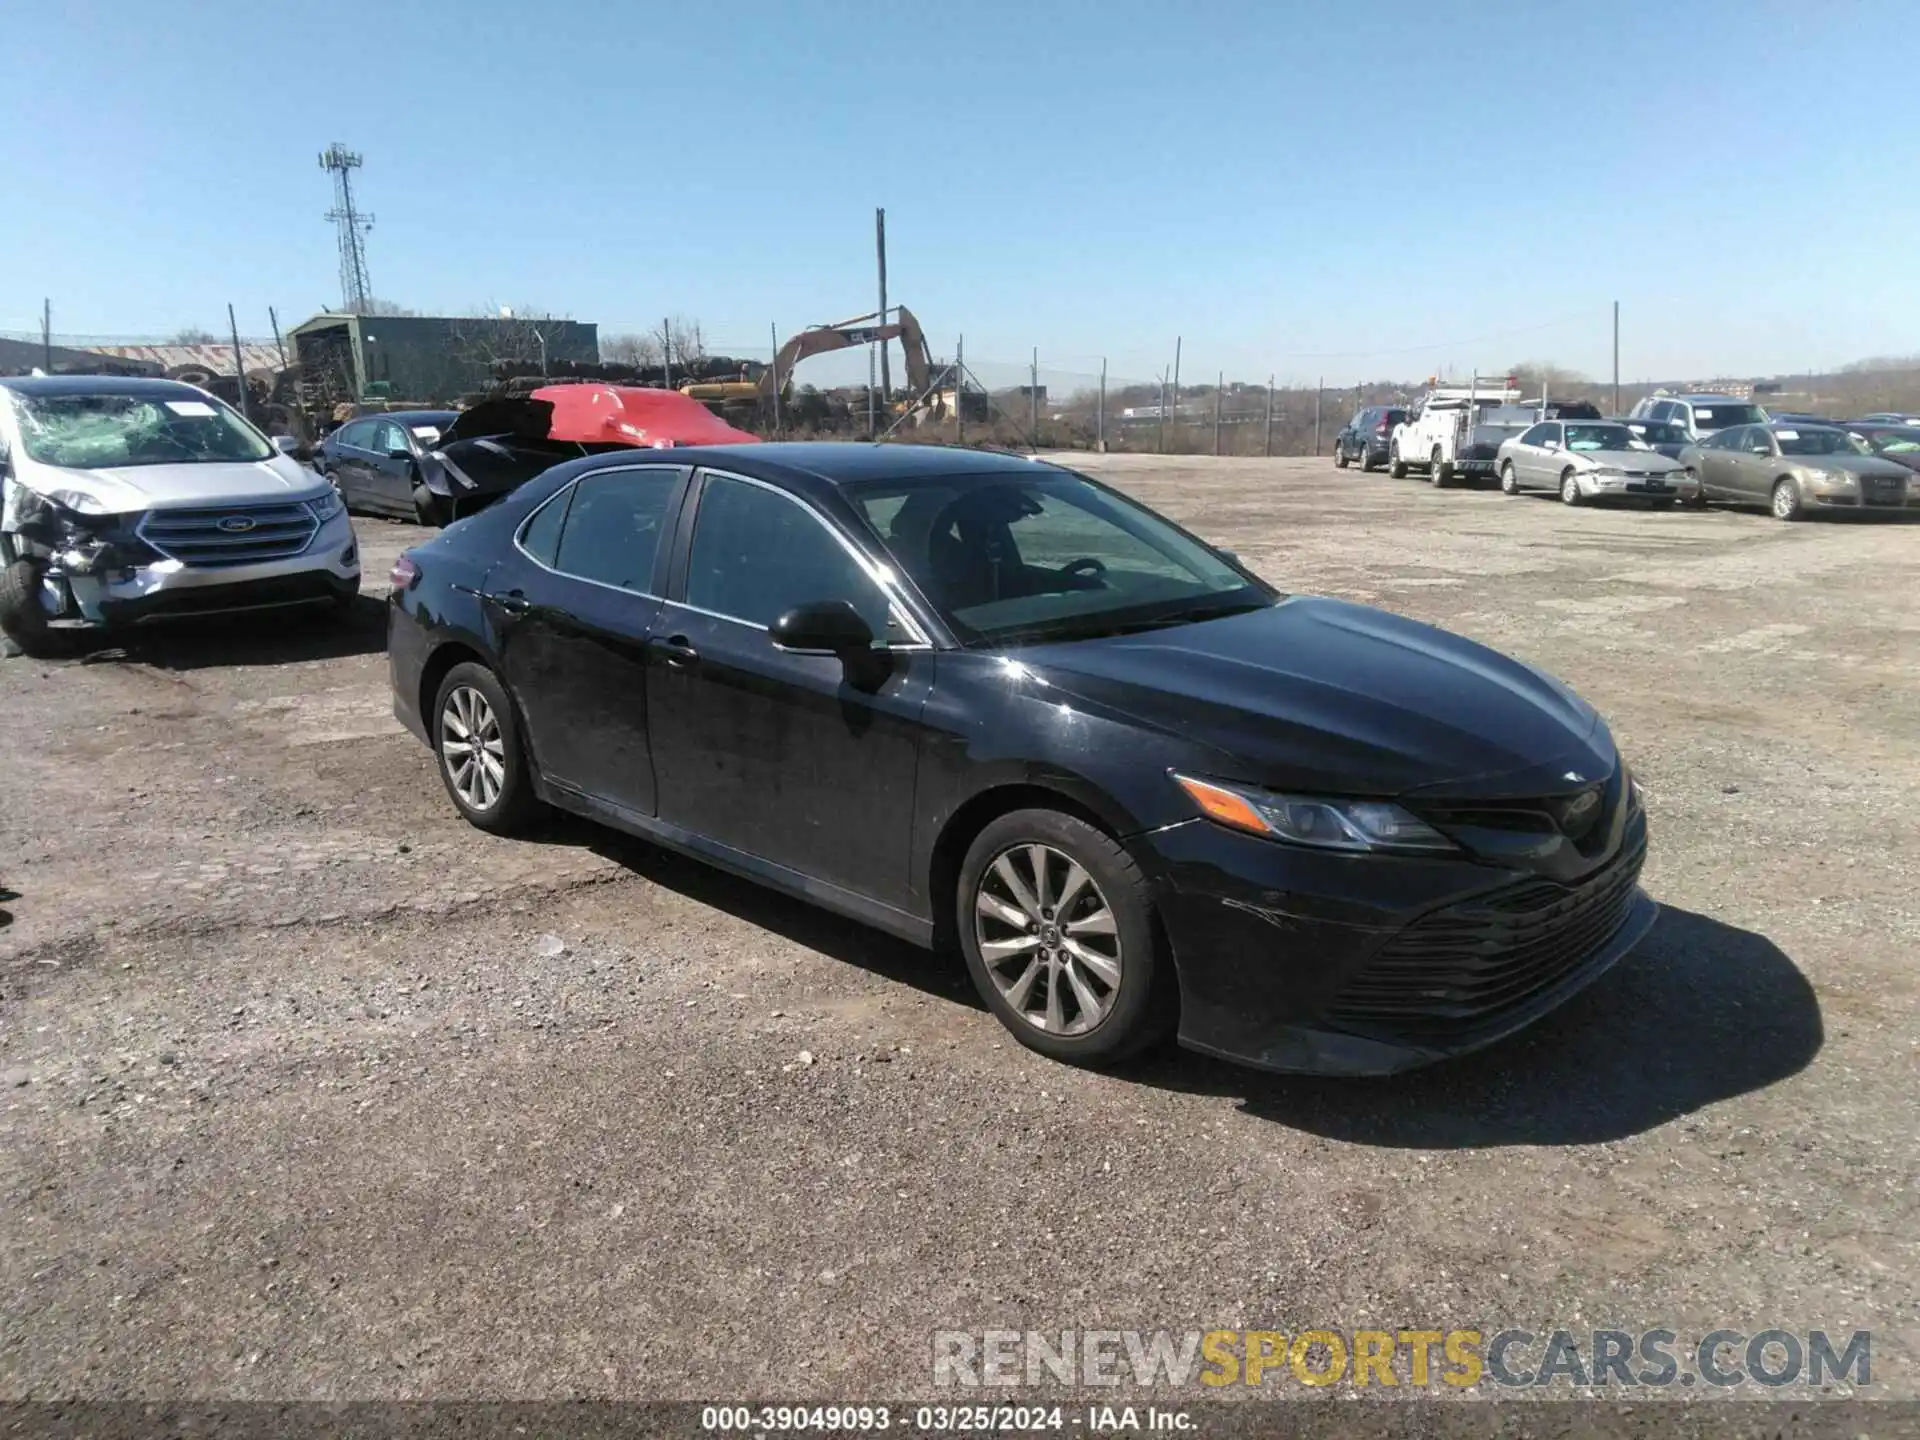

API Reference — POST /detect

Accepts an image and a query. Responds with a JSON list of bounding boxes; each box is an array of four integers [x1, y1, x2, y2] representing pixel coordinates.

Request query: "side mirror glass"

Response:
[[387, 447, 414, 462], [770, 599, 875, 655]]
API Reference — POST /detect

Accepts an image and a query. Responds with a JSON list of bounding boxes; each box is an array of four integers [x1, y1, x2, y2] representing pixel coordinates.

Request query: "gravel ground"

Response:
[[1, 457, 1915, 1405]]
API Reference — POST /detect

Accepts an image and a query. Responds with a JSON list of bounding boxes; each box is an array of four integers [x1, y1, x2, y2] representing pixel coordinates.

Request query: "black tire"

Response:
[[413, 484, 446, 528], [1333, 444, 1349, 469], [956, 808, 1174, 1067], [1500, 461, 1520, 495], [1771, 477, 1805, 522], [1560, 468, 1584, 506], [432, 661, 544, 834], [1430, 448, 1452, 488], [1650, 497, 1677, 510], [0, 558, 66, 659], [1359, 449, 1377, 473], [1389, 446, 1408, 479]]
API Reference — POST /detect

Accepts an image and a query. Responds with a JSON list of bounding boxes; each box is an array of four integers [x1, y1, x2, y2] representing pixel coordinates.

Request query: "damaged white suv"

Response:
[[0, 376, 360, 656]]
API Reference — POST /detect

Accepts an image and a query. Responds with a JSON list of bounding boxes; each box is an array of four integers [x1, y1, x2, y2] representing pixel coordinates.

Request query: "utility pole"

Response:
[[40, 298, 51, 372], [875, 207, 890, 405], [1097, 358, 1107, 453], [955, 335, 965, 445], [1157, 371, 1167, 454], [1313, 376, 1323, 456], [662, 317, 673, 390], [1612, 300, 1620, 416], [867, 344, 877, 438], [1030, 347, 1039, 447], [770, 321, 782, 438], [1170, 337, 1182, 450], [1213, 371, 1223, 456], [268, 306, 288, 369], [1264, 375, 1275, 457], [228, 304, 250, 422]]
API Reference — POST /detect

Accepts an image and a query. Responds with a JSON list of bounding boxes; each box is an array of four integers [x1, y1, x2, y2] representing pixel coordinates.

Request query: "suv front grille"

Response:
[[139, 501, 319, 569], [1326, 836, 1646, 1043]]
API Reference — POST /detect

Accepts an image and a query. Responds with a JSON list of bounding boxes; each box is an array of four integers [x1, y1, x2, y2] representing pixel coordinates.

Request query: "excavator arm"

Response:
[[760, 306, 934, 400]]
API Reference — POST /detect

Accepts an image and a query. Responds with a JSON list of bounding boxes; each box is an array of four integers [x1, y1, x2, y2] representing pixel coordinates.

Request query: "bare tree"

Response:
[[601, 332, 662, 367], [445, 305, 570, 376], [346, 297, 416, 317], [170, 327, 218, 345], [651, 315, 707, 367]]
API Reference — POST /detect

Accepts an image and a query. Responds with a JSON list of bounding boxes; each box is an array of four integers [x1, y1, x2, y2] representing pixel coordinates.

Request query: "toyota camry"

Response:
[[387, 443, 1654, 1075]]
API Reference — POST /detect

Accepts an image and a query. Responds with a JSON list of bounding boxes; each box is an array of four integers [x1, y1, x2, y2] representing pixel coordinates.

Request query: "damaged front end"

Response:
[[0, 477, 162, 641]]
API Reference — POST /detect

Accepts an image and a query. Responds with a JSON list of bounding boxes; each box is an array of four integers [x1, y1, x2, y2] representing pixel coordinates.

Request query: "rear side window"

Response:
[[518, 485, 574, 567], [549, 467, 680, 592], [685, 475, 892, 638]]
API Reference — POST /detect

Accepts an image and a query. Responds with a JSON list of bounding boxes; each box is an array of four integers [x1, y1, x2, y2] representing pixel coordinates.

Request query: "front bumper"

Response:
[[35, 512, 360, 628], [1576, 472, 1694, 500], [1141, 814, 1656, 1076]]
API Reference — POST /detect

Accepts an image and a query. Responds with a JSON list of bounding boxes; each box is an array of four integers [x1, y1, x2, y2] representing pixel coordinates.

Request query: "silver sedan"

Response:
[[1496, 420, 1696, 506]]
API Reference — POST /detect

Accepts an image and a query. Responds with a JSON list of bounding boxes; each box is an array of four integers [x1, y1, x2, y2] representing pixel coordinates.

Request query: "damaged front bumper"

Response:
[[2, 484, 360, 631]]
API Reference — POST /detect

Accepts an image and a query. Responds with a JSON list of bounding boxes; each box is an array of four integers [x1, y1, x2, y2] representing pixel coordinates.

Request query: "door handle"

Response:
[[485, 588, 531, 616], [648, 634, 699, 669]]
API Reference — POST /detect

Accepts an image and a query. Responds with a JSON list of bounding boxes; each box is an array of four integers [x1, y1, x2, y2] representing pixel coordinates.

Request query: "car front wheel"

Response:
[[1389, 446, 1408, 479], [433, 661, 544, 833], [1771, 477, 1805, 521], [1560, 469, 1583, 505], [1333, 444, 1349, 469], [957, 809, 1172, 1066]]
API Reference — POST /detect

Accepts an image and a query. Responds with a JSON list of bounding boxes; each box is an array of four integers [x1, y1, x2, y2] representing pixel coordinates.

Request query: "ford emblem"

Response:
[[216, 516, 257, 534]]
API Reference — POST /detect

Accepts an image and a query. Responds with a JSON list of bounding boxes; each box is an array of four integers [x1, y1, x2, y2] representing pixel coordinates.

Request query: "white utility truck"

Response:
[[1389, 377, 1533, 487]]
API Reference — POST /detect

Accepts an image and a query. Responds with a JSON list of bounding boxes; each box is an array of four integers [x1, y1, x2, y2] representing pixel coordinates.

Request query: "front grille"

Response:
[[1326, 837, 1646, 1043], [139, 501, 319, 568]]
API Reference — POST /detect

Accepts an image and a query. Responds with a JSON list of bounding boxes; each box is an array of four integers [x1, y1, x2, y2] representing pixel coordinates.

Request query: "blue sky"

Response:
[[2, 0, 1913, 389]]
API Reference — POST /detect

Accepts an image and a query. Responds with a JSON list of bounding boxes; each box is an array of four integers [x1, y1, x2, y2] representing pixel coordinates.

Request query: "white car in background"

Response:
[[0, 375, 360, 656], [1496, 419, 1695, 507]]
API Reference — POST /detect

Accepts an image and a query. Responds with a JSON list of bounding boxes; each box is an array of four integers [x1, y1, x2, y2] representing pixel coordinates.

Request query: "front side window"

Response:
[[8, 389, 273, 470], [550, 467, 679, 592], [847, 470, 1270, 646], [372, 420, 408, 456], [685, 475, 896, 641], [1776, 428, 1869, 457]]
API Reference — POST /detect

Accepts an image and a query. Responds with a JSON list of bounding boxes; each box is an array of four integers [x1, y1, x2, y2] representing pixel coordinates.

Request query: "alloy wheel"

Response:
[[1772, 479, 1800, 520], [441, 685, 506, 811], [1561, 471, 1581, 505], [973, 843, 1123, 1036]]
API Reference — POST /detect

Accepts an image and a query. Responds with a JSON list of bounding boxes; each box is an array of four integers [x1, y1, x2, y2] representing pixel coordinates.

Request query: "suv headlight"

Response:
[[44, 487, 111, 515], [1172, 773, 1456, 854], [306, 489, 345, 523]]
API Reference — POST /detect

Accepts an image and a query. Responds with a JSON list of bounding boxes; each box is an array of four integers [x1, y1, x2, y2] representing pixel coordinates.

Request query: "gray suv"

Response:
[[1628, 393, 1769, 441]]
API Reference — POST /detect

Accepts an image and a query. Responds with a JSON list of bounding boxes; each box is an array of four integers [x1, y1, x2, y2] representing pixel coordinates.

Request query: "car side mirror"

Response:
[[770, 599, 875, 655], [273, 434, 315, 463], [1543, 440, 1560, 451], [387, 447, 414, 462]]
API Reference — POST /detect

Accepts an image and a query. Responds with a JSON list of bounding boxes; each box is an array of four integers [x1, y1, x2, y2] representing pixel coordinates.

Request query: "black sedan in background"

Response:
[[316, 410, 459, 523], [388, 444, 1654, 1076]]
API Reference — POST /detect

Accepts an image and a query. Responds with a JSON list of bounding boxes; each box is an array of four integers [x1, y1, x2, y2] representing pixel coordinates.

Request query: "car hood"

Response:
[[1571, 448, 1682, 470], [19, 454, 325, 512], [1014, 596, 1612, 798]]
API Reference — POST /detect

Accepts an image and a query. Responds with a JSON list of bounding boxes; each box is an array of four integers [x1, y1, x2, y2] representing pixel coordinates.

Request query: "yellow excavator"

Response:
[[755, 306, 938, 414]]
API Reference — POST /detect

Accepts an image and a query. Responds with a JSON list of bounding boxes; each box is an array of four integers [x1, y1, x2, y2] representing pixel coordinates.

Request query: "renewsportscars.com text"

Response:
[[931, 1328, 1872, 1390]]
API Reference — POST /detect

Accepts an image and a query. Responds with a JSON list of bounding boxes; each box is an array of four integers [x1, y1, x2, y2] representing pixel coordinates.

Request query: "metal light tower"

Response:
[[319, 143, 374, 313]]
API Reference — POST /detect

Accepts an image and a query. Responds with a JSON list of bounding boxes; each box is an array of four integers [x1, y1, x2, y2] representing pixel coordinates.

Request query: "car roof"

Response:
[[1764, 421, 1841, 432], [0, 374, 211, 399], [1670, 393, 1747, 404], [374, 409, 459, 424], [645, 441, 1064, 488]]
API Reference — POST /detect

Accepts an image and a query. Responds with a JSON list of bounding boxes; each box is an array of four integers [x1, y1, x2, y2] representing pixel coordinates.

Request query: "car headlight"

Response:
[[306, 489, 345, 522], [1172, 773, 1456, 854], [1589, 465, 1623, 478], [1811, 469, 1855, 488]]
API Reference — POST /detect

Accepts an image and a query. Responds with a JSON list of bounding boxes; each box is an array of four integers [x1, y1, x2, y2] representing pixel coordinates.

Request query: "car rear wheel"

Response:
[[1771, 477, 1805, 521], [1500, 461, 1520, 495], [1359, 447, 1377, 473], [957, 809, 1172, 1067], [433, 662, 544, 833], [413, 484, 446, 527]]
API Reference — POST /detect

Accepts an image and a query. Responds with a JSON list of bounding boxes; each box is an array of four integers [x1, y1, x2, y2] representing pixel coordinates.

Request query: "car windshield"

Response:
[[1776, 428, 1869, 457], [8, 390, 274, 469], [1565, 423, 1641, 452], [1689, 403, 1767, 429], [846, 470, 1272, 646], [1862, 427, 1920, 454], [1631, 421, 1687, 443]]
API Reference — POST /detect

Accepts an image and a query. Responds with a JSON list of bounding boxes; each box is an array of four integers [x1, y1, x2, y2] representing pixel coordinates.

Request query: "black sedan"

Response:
[[387, 444, 1655, 1076], [316, 410, 459, 523]]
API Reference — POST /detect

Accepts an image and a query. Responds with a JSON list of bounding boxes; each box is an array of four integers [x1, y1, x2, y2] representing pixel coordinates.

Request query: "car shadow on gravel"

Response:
[[526, 817, 986, 1010], [63, 594, 388, 671], [1132, 903, 1822, 1148]]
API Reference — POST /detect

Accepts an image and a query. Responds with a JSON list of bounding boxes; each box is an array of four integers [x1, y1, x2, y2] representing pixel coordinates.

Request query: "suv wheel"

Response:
[[957, 809, 1173, 1067], [1430, 448, 1452, 487], [0, 558, 69, 659], [1389, 445, 1408, 479]]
